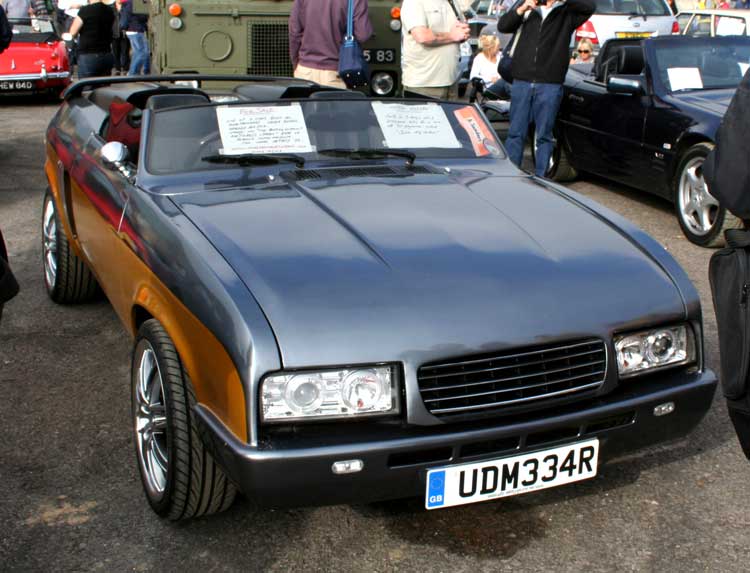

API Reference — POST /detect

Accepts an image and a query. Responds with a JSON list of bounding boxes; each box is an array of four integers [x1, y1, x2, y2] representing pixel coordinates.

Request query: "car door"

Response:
[[67, 130, 133, 308], [559, 73, 650, 188]]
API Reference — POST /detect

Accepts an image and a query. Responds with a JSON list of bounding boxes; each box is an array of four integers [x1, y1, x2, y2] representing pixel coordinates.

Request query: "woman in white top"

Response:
[[470, 33, 511, 102], [470, 34, 501, 87]]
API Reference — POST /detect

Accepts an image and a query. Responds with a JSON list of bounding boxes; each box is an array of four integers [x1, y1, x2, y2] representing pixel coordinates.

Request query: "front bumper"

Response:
[[197, 370, 717, 508]]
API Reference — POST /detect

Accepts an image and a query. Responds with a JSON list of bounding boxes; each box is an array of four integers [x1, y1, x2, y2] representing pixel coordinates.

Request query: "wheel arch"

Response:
[[670, 132, 714, 180], [127, 283, 248, 443]]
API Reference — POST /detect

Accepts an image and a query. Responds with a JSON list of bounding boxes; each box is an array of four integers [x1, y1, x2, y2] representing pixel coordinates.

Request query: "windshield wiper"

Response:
[[317, 147, 417, 166], [628, 12, 647, 20], [201, 153, 305, 167]]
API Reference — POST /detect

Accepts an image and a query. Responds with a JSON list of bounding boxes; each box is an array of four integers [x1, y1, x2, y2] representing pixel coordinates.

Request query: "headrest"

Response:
[[109, 100, 142, 128], [146, 93, 210, 111], [618, 46, 645, 76]]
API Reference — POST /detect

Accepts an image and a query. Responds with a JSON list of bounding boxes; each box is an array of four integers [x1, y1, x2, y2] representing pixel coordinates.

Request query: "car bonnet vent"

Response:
[[290, 165, 438, 181]]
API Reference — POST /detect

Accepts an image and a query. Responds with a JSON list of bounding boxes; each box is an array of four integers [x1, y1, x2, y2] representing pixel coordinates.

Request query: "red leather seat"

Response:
[[104, 101, 142, 161]]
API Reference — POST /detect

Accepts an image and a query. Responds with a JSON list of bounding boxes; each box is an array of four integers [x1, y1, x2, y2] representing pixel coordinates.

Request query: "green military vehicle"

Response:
[[133, 0, 404, 96]]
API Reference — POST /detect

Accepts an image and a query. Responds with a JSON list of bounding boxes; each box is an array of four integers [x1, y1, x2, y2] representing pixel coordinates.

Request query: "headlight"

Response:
[[615, 325, 695, 378], [261, 366, 398, 423], [371, 72, 395, 96]]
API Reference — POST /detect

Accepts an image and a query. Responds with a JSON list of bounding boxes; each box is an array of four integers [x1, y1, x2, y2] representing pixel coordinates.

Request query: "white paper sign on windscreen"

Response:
[[216, 104, 313, 155], [371, 102, 460, 149], [667, 67, 703, 92], [716, 16, 746, 37]]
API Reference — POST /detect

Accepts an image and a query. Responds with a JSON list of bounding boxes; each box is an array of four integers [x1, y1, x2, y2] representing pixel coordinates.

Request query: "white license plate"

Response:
[[0, 80, 34, 91], [425, 439, 599, 510]]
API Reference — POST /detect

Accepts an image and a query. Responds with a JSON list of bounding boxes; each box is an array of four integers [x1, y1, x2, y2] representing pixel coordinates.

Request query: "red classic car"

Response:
[[0, 18, 70, 98]]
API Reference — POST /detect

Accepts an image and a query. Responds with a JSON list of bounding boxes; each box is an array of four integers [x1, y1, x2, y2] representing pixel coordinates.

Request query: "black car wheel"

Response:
[[42, 190, 99, 303], [132, 319, 236, 520], [531, 128, 578, 182], [673, 143, 742, 247]]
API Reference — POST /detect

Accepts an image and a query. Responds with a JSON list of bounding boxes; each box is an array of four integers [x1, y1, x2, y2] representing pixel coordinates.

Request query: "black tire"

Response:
[[42, 190, 99, 303], [132, 319, 236, 520], [531, 128, 578, 182], [673, 142, 742, 247]]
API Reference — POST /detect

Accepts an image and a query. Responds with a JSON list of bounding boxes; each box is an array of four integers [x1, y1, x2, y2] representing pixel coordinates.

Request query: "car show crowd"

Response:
[[0, 0, 149, 77]]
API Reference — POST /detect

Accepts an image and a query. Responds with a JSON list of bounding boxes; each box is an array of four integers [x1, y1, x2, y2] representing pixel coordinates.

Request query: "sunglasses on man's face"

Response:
[[579, 50, 591, 54]]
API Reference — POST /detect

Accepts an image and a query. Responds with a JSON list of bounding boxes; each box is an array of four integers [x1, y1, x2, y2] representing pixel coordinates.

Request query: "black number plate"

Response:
[[0, 80, 35, 91], [363, 49, 396, 64]]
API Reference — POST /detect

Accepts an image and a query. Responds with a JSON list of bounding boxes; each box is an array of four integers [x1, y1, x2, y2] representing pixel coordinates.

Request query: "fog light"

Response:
[[653, 402, 675, 417], [390, 19, 402, 31], [371, 72, 395, 96], [169, 17, 183, 30], [332, 459, 364, 475]]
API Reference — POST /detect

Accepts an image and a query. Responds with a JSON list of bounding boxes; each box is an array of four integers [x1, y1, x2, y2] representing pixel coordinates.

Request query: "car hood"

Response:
[[671, 88, 735, 116], [172, 170, 686, 368]]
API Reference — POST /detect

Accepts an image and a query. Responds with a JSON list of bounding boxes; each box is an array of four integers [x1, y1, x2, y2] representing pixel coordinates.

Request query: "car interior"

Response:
[[90, 80, 351, 166]]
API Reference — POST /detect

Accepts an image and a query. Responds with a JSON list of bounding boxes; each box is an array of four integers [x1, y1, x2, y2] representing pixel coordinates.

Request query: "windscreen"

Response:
[[9, 18, 57, 41], [146, 99, 503, 175], [594, 0, 670, 16], [652, 37, 750, 91]]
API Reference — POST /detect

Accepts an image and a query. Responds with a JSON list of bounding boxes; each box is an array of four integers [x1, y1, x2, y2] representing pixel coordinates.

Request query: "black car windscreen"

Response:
[[652, 38, 750, 92]]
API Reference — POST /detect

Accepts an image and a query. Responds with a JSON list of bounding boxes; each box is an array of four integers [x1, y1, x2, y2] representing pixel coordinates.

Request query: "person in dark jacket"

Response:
[[0, 229, 19, 325], [111, 0, 129, 74], [120, 0, 148, 75], [703, 68, 750, 460], [67, 0, 115, 78], [0, 5, 12, 55], [498, 0, 595, 177]]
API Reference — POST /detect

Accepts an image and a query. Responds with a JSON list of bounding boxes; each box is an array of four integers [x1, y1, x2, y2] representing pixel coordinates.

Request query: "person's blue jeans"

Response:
[[505, 80, 564, 177], [128, 33, 151, 76], [77, 52, 114, 79], [486, 78, 511, 99]]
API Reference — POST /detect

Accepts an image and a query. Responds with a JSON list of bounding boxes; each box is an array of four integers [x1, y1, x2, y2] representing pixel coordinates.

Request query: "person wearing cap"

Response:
[[66, 0, 114, 78]]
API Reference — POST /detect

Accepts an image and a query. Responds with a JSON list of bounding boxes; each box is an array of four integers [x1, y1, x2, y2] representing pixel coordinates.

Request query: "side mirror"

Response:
[[102, 141, 129, 165], [101, 141, 134, 180], [606, 75, 645, 95]]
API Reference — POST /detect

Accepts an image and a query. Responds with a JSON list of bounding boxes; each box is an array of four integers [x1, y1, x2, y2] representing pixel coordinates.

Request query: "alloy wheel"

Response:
[[42, 198, 58, 289], [677, 156, 719, 237], [134, 345, 169, 499]]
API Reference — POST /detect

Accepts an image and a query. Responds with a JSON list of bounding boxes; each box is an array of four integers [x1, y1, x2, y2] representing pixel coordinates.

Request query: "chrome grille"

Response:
[[247, 19, 293, 76], [418, 340, 607, 417]]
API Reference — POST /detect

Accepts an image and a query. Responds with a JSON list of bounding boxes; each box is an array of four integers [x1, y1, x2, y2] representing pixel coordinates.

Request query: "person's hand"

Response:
[[516, 0, 536, 15], [449, 21, 471, 43]]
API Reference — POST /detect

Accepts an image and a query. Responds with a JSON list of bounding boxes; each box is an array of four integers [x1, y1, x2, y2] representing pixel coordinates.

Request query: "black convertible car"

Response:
[[547, 35, 750, 247]]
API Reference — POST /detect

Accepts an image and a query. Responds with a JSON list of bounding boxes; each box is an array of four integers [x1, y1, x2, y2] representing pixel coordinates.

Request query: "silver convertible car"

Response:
[[42, 76, 716, 520]]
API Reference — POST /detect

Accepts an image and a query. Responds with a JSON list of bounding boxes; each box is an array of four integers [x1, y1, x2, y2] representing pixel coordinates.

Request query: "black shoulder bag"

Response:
[[497, 9, 524, 84], [710, 227, 750, 458]]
